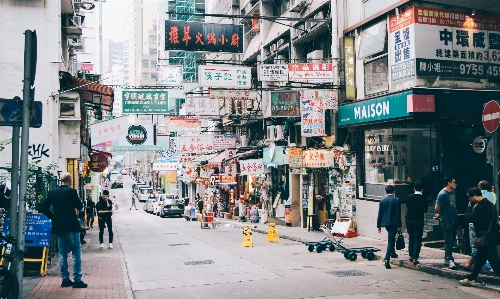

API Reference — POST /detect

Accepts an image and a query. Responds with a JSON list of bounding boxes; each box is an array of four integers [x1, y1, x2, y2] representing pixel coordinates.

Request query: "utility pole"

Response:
[[17, 29, 37, 299]]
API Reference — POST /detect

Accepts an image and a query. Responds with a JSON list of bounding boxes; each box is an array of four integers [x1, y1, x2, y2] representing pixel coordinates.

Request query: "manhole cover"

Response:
[[184, 260, 214, 265], [168, 243, 189, 246], [327, 270, 371, 277]]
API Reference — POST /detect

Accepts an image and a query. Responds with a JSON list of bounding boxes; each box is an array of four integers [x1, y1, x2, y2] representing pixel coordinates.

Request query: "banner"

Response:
[[90, 116, 129, 146], [303, 150, 334, 168], [178, 135, 214, 153], [165, 20, 244, 53], [156, 65, 183, 85], [167, 118, 201, 133], [115, 124, 155, 146], [199, 66, 252, 88], [258, 64, 288, 81], [300, 89, 338, 137], [210, 89, 258, 100], [185, 96, 220, 116], [122, 90, 168, 114], [239, 158, 265, 175], [112, 145, 169, 152], [153, 163, 177, 171], [288, 63, 334, 83], [213, 135, 236, 149], [344, 36, 356, 99]]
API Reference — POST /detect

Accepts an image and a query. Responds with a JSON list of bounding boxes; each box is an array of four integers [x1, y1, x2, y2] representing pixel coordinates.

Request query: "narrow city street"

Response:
[[100, 176, 499, 299]]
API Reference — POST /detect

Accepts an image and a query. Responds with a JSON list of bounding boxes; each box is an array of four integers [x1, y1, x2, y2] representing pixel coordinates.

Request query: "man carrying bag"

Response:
[[459, 187, 500, 287]]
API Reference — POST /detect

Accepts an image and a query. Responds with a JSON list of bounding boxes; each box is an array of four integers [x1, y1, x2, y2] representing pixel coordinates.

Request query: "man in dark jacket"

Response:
[[459, 187, 500, 287], [96, 190, 114, 249], [405, 181, 428, 265], [39, 172, 88, 288], [377, 185, 402, 269]]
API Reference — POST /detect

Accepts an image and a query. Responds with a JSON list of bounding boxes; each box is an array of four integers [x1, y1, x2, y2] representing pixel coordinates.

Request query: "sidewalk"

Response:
[[219, 217, 500, 286], [23, 224, 132, 299]]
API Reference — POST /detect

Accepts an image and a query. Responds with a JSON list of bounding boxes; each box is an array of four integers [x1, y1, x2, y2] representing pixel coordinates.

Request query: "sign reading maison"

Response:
[[354, 101, 390, 120]]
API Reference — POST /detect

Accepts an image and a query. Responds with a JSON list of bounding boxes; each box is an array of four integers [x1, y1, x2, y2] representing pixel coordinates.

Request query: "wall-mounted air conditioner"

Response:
[[267, 125, 276, 141], [270, 44, 277, 52], [239, 136, 248, 147], [68, 38, 83, 49], [307, 50, 324, 62], [275, 125, 284, 140]]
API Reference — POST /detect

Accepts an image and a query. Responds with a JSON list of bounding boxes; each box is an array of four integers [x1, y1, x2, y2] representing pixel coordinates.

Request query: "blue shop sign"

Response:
[[338, 91, 412, 126], [3, 213, 52, 247]]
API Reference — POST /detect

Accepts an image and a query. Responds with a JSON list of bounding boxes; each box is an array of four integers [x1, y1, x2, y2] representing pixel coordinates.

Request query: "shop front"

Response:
[[338, 89, 499, 240]]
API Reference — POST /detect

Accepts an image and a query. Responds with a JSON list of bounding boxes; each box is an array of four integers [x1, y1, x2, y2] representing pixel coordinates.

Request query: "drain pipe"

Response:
[[331, 0, 339, 87]]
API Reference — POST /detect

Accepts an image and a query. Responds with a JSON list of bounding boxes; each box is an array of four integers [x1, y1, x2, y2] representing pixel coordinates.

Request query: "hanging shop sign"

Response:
[[185, 96, 220, 116], [407, 94, 435, 112], [338, 91, 412, 126], [220, 176, 237, 184], [210, 174, 221, 186], [89, 152, 108, 172], [112, 124, 156, 151], [178, 135, 214, 154], [473, 136, 487, 153], [258, 64, 289, 81], [389, 7, 416, 88], [225, 163, 237, 177], [213, 135, 236, 149], [153, 163, 177, 171], [165, 20, 244, 53], [90, 116, 129, 146], [156, 65, 183, 85], [270, 90, 300, 117], [122, 89, 168, 114], [199, 66, 251, 88], [179, 155, 196, 164], [225, 149, 237, 160], [112, 145, 168, 152], [299, 89, 337, 137], [344, 36, 356, 100], [125, 125, 150, 145], [167, 118, 202, 133], [164, 171, 177, 183], [482, 100, 500, 133], [288, 148, 304, 168], [251, 14, 260, 32], [239, 158, 265, 175], [288, 63, 334, 83], [209, 89, 258, 100], [302, 149, 334, 168]]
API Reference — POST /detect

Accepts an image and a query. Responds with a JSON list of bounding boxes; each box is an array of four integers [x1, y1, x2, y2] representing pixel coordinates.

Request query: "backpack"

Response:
[[0, 184, 11, 210]]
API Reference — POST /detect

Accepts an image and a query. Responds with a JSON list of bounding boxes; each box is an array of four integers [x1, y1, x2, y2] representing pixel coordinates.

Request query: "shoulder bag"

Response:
[[396, 231, 405, 250]]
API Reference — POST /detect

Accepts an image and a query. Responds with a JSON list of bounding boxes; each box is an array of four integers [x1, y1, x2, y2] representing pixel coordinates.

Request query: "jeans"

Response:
[[384, 226, 398, 261], [466, 245, 500, 281], [57, 232, 82, 282], [98, 216, 113, 244], [440, 219, 457, 261], [406, 220, 424, 260], [86, 211, 94, 227]]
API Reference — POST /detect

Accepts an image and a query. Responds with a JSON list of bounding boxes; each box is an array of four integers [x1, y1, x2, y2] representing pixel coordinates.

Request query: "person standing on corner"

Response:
[[96, 190, 114, 249], [39, 172, 88, 288], [405, 181, 428, 265], [377, 185, 402, 269], [434, 176, 458, 270], [459, 187, 500, 287]]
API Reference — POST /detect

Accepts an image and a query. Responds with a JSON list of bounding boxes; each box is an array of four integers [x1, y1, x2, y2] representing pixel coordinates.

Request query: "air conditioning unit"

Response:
[[72, 15, 82, 27], [267, 125, 276, 141], [68, 38, 83, 49], [275, 125, 285, 140], [239, 136, 248, 147], [307, 50, 324, 62], [270, 44, 277, 52], [274, 55, 286, 64]]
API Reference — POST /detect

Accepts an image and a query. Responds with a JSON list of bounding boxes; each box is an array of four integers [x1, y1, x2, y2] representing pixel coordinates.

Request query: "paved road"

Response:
[[109, 175, 499, 299]]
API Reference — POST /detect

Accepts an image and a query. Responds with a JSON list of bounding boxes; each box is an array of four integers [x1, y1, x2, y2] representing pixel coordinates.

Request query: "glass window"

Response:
[[151, 73, 156, 79], [364, 57, 389, 95], [358, 20, 387, 59], [149, 49, 157, 55], [149, 36, 157, 44], [151, 60, 157, 67], [142, 60, 149, 68], [142, 73, 149, 80]]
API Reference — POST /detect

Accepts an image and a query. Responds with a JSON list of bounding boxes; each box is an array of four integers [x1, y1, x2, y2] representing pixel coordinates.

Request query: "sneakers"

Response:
[[80, 240, 86, 244], [100, 243, 104, 248], [459, 278, 475, 287], [109, 243, 114, 249], [61, 279, 73, 287], [449, 260, 457, 270], [72, 281, 88, 288]]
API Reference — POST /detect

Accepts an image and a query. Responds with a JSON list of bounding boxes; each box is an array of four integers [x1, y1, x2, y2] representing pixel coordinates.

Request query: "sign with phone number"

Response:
[[416, 58, 500, 82]]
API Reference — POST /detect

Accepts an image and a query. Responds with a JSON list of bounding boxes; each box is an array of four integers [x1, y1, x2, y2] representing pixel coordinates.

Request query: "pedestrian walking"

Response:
[[377, 185, 402, 269], [405, 181, 428, 265], [85, 195, 95, 228], [434, 176, 458, 270], [113, 196, 119, 210], [197, 197, 204, 214], [459, 187, 500, 287], [39, 172, 88, 288], [130, 195, 137, 210], [96, 190, 114, 249], [79, 197, 87, 244]]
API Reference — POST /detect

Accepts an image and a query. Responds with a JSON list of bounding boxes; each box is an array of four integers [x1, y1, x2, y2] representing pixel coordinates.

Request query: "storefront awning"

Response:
[[59, 71, 114, 111], [91, 149, 113, 159], [208, 152, 225, 164], [193, 152, 219, 162]]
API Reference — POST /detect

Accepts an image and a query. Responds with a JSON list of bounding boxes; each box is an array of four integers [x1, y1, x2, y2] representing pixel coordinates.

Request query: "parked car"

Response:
[[152, 195, 165, 215], [116, 175, 123, 188], [144, 194, 157, 213], [159, 197, 184, 218], [111, 169, 118, 174], [121, 169, 128, 175], [138, 187, 154, 203]]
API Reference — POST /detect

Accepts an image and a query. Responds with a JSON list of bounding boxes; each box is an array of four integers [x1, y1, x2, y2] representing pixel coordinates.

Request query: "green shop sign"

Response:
[[122, 90, 169, 114], [338, 91, 412, 126]]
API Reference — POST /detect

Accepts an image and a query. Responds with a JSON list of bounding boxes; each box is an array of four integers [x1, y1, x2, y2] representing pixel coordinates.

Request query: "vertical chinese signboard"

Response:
[[389, 7, 416, 91], [270, 90, 300, 117], [122, 90, 169, 114], [299, 89, 337, 137], [344, 36, 356, 100], [165, 20, 244, 53], [199, 66, 252, 88]]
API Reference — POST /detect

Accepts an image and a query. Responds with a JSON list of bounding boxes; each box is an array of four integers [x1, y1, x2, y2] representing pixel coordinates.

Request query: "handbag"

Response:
[[396, 232, 405, 250], [473, 206, 495, 249]]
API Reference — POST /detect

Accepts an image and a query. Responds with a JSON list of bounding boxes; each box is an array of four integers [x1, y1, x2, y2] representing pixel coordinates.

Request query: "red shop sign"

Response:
[[89, 152, 108, 172]]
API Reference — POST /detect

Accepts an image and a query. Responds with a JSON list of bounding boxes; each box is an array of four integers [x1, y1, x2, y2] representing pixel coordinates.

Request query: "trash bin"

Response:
[[205, 212, 214, 223], [190, 207, 196, 219]]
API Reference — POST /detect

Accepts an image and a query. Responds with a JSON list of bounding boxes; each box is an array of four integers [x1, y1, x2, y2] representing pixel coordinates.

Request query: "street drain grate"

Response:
[[327, 270, 371, 277], [168, 243, 189, 246], [184, 260, 214, 265]]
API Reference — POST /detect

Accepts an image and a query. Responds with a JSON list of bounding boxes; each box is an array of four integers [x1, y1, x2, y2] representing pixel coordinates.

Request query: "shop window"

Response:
[[59, 101, 75, 117], [363, 126, 437, 198], [363, 0, 399, 19], [142, 60, 149, 68], [364, 56, 389, 95], [358, 20, 387, 59]]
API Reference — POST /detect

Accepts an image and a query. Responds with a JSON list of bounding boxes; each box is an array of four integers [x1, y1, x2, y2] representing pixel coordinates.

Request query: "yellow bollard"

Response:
[[242, 226, 253, 247], [266, 223, 280, 243]]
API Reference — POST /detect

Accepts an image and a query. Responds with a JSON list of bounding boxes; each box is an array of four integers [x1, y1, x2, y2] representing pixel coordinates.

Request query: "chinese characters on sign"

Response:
[[288, 63, 334, 83], [389, 7, 416, 83], [271, 91, 300, 117], [185, 97, 220, 116], [199, 66, 252, 88], [90, 116, 129, 146], [300, 89, 333, 137], [224, 163, 237, 177], [302, 149, 334, 168], [288, 148, 304, 168], [89, 152, 108, 172], [167, 118, 202, 133], [213, 135, 236, 149], [258, 64, 289, 81], [122, 90, 169, 114], [152, 163, 177, 171], [344, 36, 356, 99], [239, 158, 265, 175], [165, 21, 244, 53], [178, 135, 214, 153]]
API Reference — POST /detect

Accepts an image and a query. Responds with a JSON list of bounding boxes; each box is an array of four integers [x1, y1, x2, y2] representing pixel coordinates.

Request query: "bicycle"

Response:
[[0, 235, 19, 299]]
